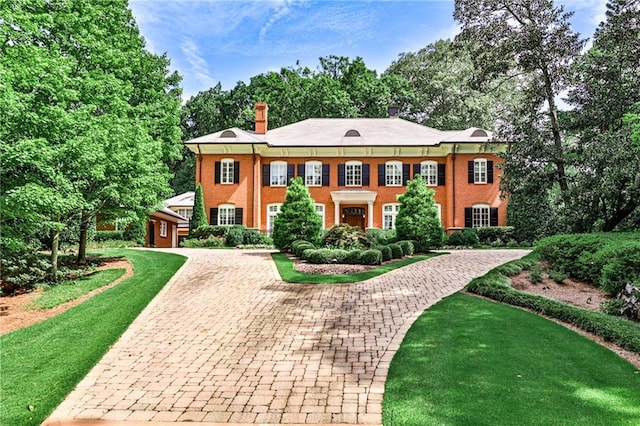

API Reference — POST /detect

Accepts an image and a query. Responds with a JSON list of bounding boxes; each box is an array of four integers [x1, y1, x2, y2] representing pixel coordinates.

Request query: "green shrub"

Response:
[[190, 183, 208, 233], [388, 243, 403, 259], [384, 229, 398, 244], [447, 231, 466, 246], [191, 225, 228, 240], [225, 226, 244, 247], [123, 219, 146, 245], [548, 270, 568, 284], [380, 245, 392, 262], [294, 242, 316, 258], [303, 248, 349, 264], [242, 228, 272, 245], [0, 252, 51, 295], [618, 284, 640, 321], [344, 250, 363, 265], [398, 240, 415, 256], [462, 228, 480, 246], [477, 226, 515, 245], [272, 177, 323, 250], [600, 299, 625, 317], [366, 228, 387, 245], [322, 224, 370, 250], [180, 236, 225, 248], [291, 239, 310, 253], [94, 230, 125, 242], [361, 249, 382, 265], [599, 245, 640, 296], [506, 239, 520, 247], [396, 177, 444, 251], [528, 264, 543, 284]]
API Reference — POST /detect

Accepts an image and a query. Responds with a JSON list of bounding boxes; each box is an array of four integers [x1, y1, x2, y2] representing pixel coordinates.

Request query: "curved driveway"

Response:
[[47, 248, 529, 425]]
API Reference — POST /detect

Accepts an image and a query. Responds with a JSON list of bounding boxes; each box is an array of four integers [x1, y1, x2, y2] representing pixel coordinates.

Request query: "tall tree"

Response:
[[395, 176, 444, 251], [1, 0, 182, 272], [386, 39, 520, 130], [454, 0, 584, 206], [272, 177, 323, 251], [190, 183, 208, 233]]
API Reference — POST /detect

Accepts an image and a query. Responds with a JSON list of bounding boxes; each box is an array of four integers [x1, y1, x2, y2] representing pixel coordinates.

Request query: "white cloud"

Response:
[[180, 36, 217, 89]]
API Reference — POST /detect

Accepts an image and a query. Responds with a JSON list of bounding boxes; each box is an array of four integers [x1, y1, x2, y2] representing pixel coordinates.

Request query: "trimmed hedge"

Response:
[[94, 230, 125, 242], [466, 254, 640, 354], [476, 226, 514, 245], [361, 249, 382, 265], [344, 250, 363, 265], [398, 240, 415, 256], [380, 245, 392, 262], [389, 243, 403, 259], [293, 242, 316, 258]]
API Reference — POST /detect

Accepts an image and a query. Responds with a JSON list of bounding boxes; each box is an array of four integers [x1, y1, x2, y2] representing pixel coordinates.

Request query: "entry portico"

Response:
[[330, 190, 378, 229]]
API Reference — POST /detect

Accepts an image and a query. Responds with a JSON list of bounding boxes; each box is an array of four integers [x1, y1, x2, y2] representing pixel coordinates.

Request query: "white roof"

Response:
[[183, 118, 493, 147], [164, 191, 194, 208]]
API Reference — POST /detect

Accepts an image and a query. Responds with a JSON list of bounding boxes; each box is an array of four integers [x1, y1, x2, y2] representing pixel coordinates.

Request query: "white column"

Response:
[[367, 201, 374, 229], [334, 201, 340, 226]]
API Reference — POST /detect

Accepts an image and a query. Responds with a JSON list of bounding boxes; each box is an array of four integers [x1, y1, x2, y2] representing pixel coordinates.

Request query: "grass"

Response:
[[272, 252, 441, 284], [384, 293, 640, 425], [26, 268, 126, 310], [0, 249, 186, 426]]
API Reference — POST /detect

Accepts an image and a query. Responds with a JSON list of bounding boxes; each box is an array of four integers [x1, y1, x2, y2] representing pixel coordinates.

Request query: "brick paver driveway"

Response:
[[47, 248, 529, 425]]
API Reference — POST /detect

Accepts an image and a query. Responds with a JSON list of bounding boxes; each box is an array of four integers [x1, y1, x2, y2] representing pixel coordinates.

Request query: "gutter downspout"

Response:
[[452, 144, 458, 229], [197, 144, 203, 185]]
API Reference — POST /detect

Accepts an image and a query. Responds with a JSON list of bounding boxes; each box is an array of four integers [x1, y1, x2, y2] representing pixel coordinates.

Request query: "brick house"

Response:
[[184, 103, 507, 234], [145, 208, 186, 248]]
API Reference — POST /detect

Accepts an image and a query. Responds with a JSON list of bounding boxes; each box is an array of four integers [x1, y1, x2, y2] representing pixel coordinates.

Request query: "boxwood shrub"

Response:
[[380, 245, 392, 262], [293, 242, 316, 258], [398, 240, 415, 256], [389, 243, 403, 259], [361, 249, 382, 265], [344, 250, 363, 265]]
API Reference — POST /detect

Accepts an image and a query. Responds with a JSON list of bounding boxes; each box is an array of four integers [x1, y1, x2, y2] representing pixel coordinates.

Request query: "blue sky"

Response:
[[129, 0, 608, 102]]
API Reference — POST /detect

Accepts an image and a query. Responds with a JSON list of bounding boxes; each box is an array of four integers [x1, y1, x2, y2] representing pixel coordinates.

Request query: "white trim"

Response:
[[421, 160, 438, 186], [221, 158, 234, 184], [385, 160, 403, 186], [345, 160, 362, 187], [472, 203, 490, 227], [474, 158, 488, 184], [305, 160, 322, 187], [218, 203, 236, 226], [270, 161, 288, 187], [159, 220, 168, 238], [315, 204, 325, 229], [382, 203, 401, 230]]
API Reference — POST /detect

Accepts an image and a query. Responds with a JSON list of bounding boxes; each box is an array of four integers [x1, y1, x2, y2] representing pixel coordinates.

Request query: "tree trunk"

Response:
[[50, 229, 59, 282], [77, 211, 89, 265], [542, 68, 570, 205]]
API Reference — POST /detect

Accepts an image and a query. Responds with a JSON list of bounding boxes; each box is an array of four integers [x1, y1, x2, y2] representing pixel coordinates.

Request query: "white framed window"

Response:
[[270, 161, 287, 186], [472, 204, 490, 228], [435, 203, 442, 224], [305, 161, 322, 187], [421, 161, 438, 186], [221, 158, 234, 184], [385, 161, 403, 186], [346, 160, 362, 187], [267, 204, 282, 235], [315, 204, 325, 229], [159, 221, 168, 238], [176, 208, 192, 220], [474, 158, 487, 184], [218, 204, 236, 226], [383, 203, 401, 230]]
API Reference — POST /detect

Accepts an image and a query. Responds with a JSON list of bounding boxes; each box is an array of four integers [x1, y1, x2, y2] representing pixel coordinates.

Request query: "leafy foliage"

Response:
[[190, 183, 208, 233], [395, 175, 444, 251], [272, 177, 323, 250], [321, 224, 370, 250]]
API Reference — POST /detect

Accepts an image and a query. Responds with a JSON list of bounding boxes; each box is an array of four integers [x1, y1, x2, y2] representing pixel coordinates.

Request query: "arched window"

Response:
[[305, 160, 322, 186], [383, 203, 401, 230], [218, 203, 236, 226], [472, 203, 490, 228], [345, 160, 362, 186], [420, 160, 438, 186], [270, 161, 288, 186], [385, 161, 403, 186]]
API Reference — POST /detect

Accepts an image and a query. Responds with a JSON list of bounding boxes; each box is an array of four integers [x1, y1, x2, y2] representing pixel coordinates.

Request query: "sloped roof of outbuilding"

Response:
[[164, 191, 194, 207]]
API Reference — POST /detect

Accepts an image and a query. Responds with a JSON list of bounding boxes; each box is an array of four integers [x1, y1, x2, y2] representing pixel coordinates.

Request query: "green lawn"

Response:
[[384, 293, 640, 425], [26, 268, 126, 310], [0, 249, 186, 426], [272, 252, 441, 284]]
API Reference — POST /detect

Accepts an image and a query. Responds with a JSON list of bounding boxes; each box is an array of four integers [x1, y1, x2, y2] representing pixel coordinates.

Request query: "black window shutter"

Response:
[[338, 164, 345, 186], [378, 164, 386, 186], [297, 164, 305, 179], [464, 207, 473, 228], [235, 207, 243, 226], [490, 208, 498, 226], [437, 164, 446, 186], [487, 161, 494, 183], [322, 164, 330, 186], [413, 164, 420, 178], [233, 161, 240, 184], [468, 161, 474, 183], [403, 164, 410, 185], [287, 164, 295, 184], [362, 164, 370, 186], [262, 164, 270, 186], [214, 162, 221, 184], [210, 208, 218, 225]]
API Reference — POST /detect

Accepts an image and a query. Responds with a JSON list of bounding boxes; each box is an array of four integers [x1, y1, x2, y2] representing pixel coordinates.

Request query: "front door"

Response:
[[343, 207, 365, 229], [148, 221, 155, 247]]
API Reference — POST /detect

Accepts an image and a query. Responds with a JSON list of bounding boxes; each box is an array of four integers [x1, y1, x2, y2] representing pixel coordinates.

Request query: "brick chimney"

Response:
[[255, 102, 268, 134]]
